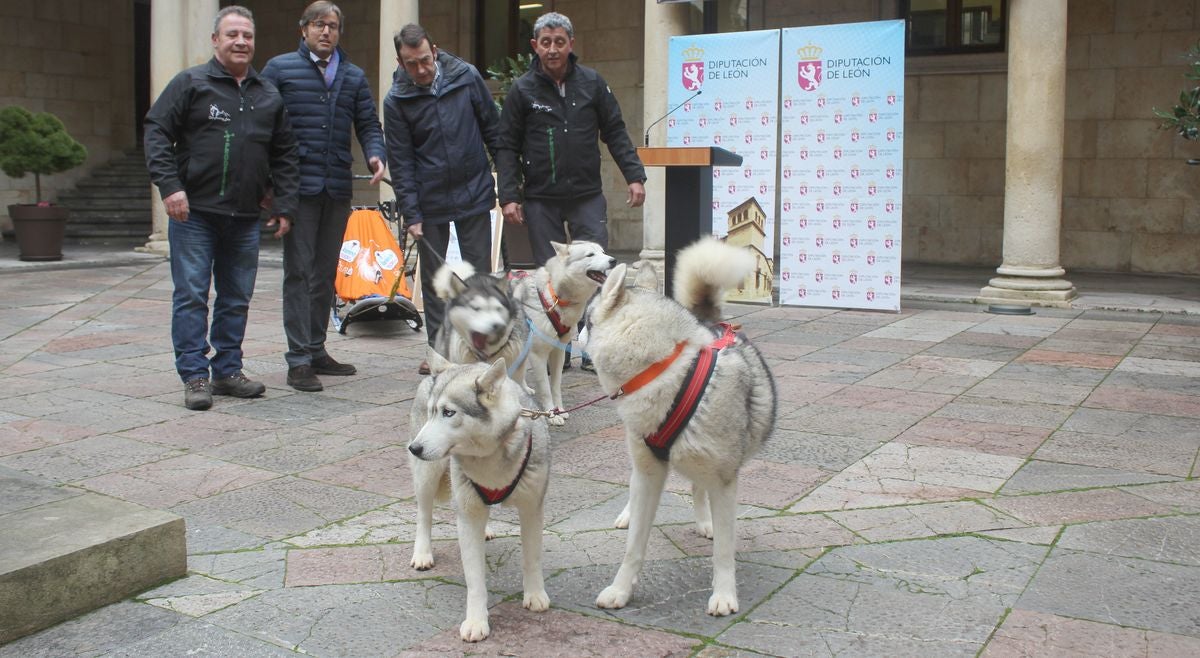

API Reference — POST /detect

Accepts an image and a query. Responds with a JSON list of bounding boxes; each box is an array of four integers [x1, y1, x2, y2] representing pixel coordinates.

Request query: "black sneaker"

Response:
[[211, 372, 266, 398], [184, 378, 212, 411], [287, 364, 323, 392], [312, 354, 357, 376], [580, 355, 596, 373]]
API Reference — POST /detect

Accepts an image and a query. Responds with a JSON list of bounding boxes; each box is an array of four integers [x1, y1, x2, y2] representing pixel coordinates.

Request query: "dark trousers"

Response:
[[283, 193, 352, 368], [523, 192, 608, 266], [419, 213, 493, 347], [169, 212, 260, 383]]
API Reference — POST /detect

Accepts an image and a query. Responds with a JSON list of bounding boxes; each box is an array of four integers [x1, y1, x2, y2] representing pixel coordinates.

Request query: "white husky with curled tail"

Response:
[[587, 237, 777, 617]]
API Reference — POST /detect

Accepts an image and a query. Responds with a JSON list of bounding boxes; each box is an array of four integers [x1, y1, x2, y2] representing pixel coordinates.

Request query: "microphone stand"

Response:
[[643, 90, 702, 147]]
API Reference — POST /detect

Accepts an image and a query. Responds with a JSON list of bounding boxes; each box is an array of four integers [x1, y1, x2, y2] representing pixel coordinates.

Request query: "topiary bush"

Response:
[[0, 106, 88, 204]]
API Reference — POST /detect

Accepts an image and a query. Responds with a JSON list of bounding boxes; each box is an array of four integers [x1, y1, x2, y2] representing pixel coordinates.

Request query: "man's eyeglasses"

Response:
[[309, 20, 340, 32]]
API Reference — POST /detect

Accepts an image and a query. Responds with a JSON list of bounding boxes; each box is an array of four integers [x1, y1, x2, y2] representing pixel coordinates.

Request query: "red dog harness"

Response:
[[470, 428, 534, 505], [536, 282, 574, 338], [615, 323, 740, 461]]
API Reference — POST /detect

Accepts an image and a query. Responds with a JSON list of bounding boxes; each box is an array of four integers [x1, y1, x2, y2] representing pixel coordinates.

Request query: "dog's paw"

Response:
[[410, 551, 435, 570], [707, 591, 739, 617], [695, 520, 714, 539], [484, 524, 496, 541], [460, 616, 490, 642], [595, 585, 631, 609], [524, 589, 550, 612], [547, 414, 566, 426], [554, 409, 569, 421], [613, 508, 630, 529]]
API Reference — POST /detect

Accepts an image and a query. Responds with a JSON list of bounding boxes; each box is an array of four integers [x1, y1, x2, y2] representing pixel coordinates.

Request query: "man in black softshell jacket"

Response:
[[496, 11, 646, 268], [384, 23, 502, 374], [144, 5, 299, 411]]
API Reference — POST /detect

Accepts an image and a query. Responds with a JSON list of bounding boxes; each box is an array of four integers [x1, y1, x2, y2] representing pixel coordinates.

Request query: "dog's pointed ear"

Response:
[[426, 347, 452, 375], [551, 241, 569, 259], [633, 261, 659, 291], [476, 359, 508, 399], [597, 262, 628, 311], [493, 272, 511, 294]]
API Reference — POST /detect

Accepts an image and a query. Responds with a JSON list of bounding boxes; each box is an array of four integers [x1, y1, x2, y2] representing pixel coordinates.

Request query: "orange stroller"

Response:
[[331, 182, 422, 334]]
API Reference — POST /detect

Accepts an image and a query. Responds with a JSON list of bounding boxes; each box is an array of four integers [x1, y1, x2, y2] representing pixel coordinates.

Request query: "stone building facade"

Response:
[[2, 0, 1198, 284]]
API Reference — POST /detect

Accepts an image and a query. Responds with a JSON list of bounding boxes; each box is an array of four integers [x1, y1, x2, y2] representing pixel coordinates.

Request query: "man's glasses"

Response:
[[309, 20, 340, 33]]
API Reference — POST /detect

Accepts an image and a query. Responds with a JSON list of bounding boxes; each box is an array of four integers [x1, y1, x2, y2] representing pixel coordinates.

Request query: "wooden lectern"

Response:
[[638, 146, 743, 296]]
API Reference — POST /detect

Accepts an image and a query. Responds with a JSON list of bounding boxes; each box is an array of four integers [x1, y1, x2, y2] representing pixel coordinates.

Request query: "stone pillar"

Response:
[[378, 0, 420, 203], [639, 0, 689, 266], [978, 0, 1076, 305], [142, 0, 219, 255]]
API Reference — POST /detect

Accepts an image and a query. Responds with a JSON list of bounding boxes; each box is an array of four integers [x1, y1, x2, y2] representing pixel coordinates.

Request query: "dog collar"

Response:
[[641, 323, 740, 461], [612, 339, 689, 399], [545, 280, 572, 307], [537, 287, 573, 338], [470, 427, 534, 506]]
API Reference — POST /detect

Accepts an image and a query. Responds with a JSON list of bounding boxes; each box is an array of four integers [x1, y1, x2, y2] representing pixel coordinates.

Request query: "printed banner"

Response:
[[778, 21, 905, 310], [667, 30, 779, 303]]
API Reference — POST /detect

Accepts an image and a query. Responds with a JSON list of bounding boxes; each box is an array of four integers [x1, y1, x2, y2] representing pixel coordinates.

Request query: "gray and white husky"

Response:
[[407, 354, 552, 642], [586, 237, 777, 617], [432, 263, 531, 383], [512, 240, 617, 425]]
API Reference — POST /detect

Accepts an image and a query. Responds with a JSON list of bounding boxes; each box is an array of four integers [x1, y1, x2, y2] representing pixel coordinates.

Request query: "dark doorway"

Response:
[[134, 0, 151, 143]]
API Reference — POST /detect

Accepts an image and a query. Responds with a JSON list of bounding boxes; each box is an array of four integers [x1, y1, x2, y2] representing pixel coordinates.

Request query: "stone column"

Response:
[[639, 0, 689, 266], [978, 0, 1076, 305], [142, 0, 219, 255], [378, 0, 420, 203]]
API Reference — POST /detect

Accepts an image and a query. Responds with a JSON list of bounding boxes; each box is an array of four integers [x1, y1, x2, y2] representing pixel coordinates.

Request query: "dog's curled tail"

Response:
[[432, 262, 475, 299], [673, 237, 755, 323]]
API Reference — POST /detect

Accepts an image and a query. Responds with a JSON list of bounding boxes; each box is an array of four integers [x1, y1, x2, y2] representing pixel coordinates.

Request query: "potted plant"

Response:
[[0, 106, 88, 260], [1154, 40, 1200, 165]]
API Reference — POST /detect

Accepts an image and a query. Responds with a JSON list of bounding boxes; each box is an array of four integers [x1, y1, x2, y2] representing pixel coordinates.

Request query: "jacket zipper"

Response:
[[220, 91, 244, 197], [547, 126, 556, 184]]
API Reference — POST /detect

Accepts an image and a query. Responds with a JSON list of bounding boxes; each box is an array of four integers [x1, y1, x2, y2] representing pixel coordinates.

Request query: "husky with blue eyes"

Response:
[[406, 354, 551, 642]]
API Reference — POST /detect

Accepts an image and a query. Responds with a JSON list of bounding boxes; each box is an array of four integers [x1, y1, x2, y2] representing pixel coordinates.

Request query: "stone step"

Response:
[[58, 197, 151, 210], [0, 487, 186, 644]]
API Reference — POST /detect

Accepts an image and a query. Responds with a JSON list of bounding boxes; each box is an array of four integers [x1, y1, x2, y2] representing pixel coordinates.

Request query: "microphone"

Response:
[[644, 90, 702, 147]]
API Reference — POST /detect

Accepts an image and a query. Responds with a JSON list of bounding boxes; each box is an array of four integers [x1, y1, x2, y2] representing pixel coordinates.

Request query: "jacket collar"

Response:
[[205, 56, 259, 84], [296, 40, 347, 65], [531, 52, 578, 84], [389, 49, 470, 99]]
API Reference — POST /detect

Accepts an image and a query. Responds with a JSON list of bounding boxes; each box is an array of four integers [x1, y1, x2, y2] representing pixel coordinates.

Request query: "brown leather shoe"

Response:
[[418, 360, 431, 375]]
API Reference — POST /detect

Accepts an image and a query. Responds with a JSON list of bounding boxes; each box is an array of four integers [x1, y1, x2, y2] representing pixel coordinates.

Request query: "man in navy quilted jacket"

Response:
[[262, 1, 386, 392]]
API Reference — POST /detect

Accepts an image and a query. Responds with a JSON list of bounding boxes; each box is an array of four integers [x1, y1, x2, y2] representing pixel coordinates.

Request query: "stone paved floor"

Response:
[[2, 255, 1200, 657]]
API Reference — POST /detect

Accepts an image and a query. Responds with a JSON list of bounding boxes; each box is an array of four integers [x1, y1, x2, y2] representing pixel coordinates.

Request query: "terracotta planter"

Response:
[[9, 204, 67, 261]]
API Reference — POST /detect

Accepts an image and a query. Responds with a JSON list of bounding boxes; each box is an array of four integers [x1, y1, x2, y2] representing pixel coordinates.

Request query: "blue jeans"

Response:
[[169, 212, 261, 383]]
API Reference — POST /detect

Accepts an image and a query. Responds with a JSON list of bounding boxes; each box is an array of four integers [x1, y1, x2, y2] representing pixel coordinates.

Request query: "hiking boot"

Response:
[[287, 364, 323, 392], [417, 360, 431, 375], [312, 354, 357, 376], [184, 378, 212, 411], [211, 372, 266, 398]]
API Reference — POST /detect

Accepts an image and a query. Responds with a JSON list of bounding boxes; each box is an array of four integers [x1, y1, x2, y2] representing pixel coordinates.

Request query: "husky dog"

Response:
[[432, 263, 530, 383], [512, 240, 617, 425], [587, 237, 777, 617], [408, 354, 552, 642]]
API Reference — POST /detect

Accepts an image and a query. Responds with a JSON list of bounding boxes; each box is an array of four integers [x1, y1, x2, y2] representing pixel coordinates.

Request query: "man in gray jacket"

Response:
[[384, 23, 501, 374]]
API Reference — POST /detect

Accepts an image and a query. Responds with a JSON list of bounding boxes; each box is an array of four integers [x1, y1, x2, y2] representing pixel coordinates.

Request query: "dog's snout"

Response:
[[408, 443, 423, 458], [608, 257, 617, 268]]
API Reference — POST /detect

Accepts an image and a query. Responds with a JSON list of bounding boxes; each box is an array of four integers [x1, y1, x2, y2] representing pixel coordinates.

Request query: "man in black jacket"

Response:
[[496, 11, 646, 268], [144, 5, 299, 411], [384, 23, 502, 374], [262, 1, 386, 392]]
